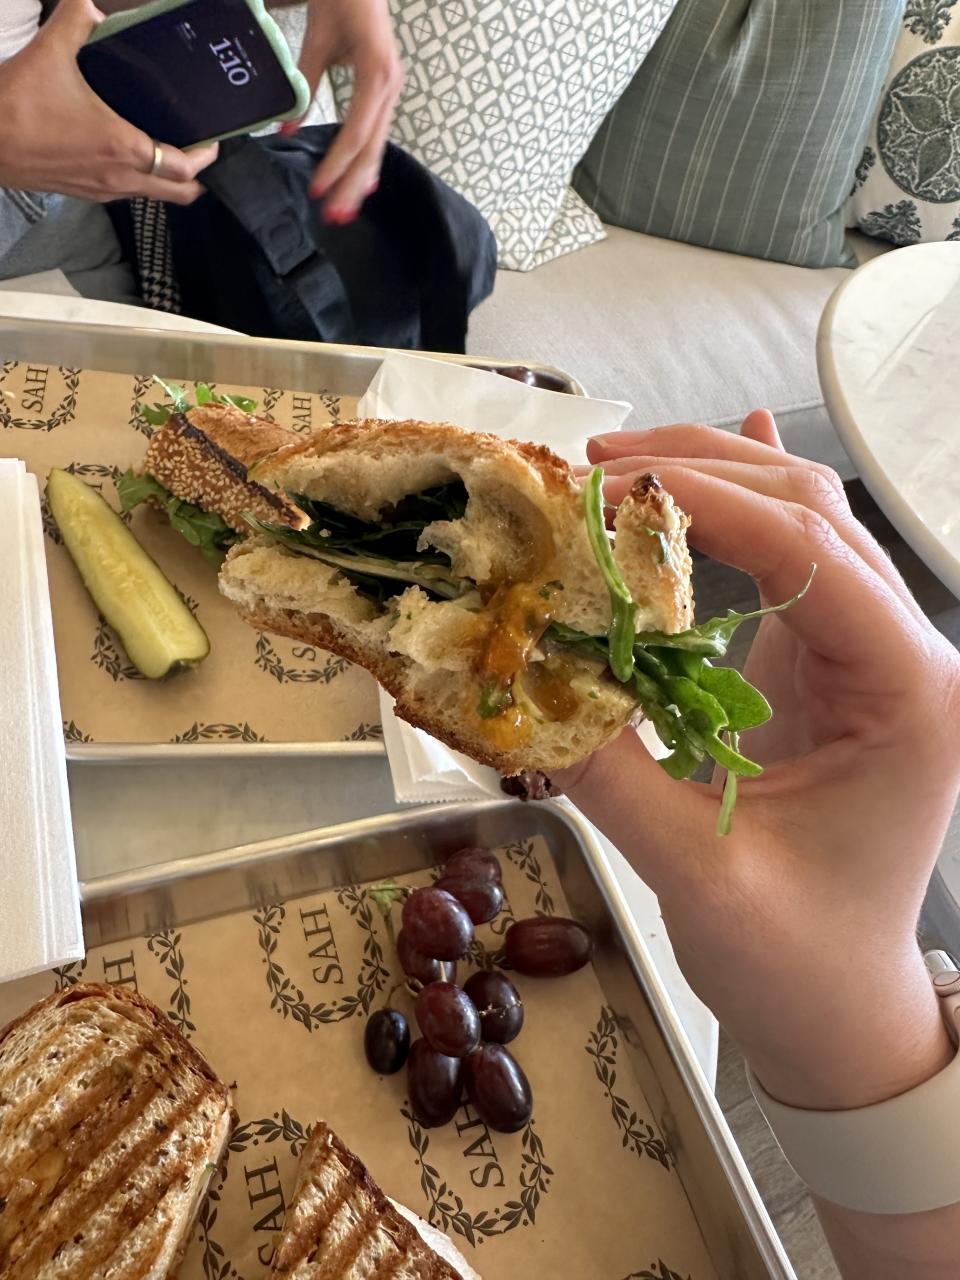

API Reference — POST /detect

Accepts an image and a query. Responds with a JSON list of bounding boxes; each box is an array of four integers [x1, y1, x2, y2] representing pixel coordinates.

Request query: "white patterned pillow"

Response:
[[848, 1, 960, 244], [332, 0, 678, 271]]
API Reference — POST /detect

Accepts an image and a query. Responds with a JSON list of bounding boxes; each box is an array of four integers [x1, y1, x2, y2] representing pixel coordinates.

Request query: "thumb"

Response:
[[41, 0, 102, 52], [554, 725, 718, 897]]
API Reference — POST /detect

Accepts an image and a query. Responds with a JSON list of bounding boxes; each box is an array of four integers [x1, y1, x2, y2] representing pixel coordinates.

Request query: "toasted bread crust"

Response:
[[0, 982, 234, 1280], [262, 418, 578, 501], [142, 404, 305, 533], [269, 1121, 466, 1278]]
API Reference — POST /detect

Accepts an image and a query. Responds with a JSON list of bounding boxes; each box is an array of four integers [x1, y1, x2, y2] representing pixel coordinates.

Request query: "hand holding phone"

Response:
[[0, 0, 217, 204], [77, 0, 310, 150]]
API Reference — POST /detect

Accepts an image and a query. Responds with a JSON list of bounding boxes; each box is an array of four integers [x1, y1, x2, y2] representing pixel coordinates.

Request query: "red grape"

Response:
[[407, 1038, 464, 1128], [434, 873, 504, 925], [463, 970, 523, 1044], [415, 981, 480, 1057], [444, 847, 502, 884], [505, 916, 591, 977], [396, 928, 456, 986], [465, 1043, 532, 1133], [364, 1008, 409, 1075], [402, 887, 474, 960]]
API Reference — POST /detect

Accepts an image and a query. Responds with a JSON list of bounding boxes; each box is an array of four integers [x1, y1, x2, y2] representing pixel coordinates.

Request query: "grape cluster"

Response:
[[363, 846, 592, 1135]]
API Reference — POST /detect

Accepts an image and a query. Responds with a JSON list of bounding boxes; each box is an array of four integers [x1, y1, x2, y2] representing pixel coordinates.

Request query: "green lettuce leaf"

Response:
[[117, 470, 237, 564]]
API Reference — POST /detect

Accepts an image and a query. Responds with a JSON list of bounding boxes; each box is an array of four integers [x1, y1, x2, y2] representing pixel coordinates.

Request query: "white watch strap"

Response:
[[748, 950, 960, 1215]]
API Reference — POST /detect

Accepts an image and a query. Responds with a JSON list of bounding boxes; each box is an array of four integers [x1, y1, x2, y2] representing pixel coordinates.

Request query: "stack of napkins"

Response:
[[357, 352, 633, 804], [0, 460, 83, 980]]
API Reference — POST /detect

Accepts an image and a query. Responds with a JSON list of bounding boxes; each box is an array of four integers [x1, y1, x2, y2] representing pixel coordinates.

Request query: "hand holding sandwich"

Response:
[[561, 413, 960, 1278]]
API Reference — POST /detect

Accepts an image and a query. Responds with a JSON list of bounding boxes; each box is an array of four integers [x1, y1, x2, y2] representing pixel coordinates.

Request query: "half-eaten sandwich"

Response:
[[269, 1121, 479, 1279], [218, 419, 789, 812], [0, 983, 234, 1280]]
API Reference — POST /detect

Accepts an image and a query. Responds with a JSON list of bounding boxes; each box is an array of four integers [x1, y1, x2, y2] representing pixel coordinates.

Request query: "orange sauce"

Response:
[[521, 657, 581, 722], [479, 582, 555, 685], [476, 582, 579, 747]]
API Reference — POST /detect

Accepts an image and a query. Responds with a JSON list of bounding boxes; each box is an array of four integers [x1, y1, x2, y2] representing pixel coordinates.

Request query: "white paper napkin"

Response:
[[358, 354, 634, 805], [357, 352, 630, 465], [0, 460, 83, 982]]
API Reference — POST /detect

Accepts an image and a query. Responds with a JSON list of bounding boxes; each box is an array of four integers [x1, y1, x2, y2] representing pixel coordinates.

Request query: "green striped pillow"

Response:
[[574, 0, 903, 268]]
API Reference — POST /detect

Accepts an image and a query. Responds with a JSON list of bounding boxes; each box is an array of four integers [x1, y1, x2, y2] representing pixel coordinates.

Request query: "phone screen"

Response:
[[77, 0, 298, 149]]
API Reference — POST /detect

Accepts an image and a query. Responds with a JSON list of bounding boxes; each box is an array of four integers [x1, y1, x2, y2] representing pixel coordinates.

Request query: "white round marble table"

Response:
[[818, 242, 960, 599]]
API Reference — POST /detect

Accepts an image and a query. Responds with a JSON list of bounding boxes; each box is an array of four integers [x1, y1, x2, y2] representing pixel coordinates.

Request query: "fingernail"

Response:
[[589, 433, 622, 446], [279, 121, 300, 137], [365, 180, 379, 197], [324, 206, 358, 226]]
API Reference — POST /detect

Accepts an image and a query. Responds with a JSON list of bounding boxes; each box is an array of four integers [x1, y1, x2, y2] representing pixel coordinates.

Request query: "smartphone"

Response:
[[77, 0, 310, 150]]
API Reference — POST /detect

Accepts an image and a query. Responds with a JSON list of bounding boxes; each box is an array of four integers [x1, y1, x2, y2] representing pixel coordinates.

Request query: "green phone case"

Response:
[[85, 0, 311, 148]]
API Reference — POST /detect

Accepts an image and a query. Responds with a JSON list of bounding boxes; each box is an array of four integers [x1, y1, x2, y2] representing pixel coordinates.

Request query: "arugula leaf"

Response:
[[663, 676, 729, 737], [717, 734, 740, 837], [635, 566, 817, 657], [643, 526, 672, 566], [697, 665, 771, 732], [584, 468, 637, 682], [479, 680, 513, 719], [117, 470, 236, 564], [137, 376, 259, 429], [245, 517, 472, 602]]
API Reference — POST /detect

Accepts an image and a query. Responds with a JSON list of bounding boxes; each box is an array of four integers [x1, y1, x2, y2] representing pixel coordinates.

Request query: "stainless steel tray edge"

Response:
[[66, 740, 385, 763], [80, 800, 795, 1279], [0, 317, 586, 399]]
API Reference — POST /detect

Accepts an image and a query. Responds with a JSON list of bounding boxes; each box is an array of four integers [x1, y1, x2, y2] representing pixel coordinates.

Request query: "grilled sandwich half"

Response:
[[0, 983, 234, 1280], [268, 1122, 479, 1279]]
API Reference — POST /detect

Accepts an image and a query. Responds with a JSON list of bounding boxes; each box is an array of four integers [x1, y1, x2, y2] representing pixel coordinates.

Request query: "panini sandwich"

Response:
[[268, 1121, 478, 1279], [0, 983, 234, 1280]]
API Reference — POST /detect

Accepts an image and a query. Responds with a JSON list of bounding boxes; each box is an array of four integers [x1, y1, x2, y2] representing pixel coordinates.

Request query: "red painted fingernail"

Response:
[[309, 180, 330, 200], [279, 121, 300, 137], [324, 206, 358, 226]]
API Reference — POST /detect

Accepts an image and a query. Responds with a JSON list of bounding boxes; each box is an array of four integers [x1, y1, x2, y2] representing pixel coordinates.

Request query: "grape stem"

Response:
[[382, 977, 422, 1009]]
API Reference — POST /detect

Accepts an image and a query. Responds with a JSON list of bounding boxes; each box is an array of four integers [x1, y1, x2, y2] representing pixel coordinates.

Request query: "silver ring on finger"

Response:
[[149, 141, 164, 176]]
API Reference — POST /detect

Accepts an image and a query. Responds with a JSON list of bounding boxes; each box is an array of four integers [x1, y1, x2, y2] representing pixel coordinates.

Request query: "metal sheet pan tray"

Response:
[[3, 801, 795, 1279]]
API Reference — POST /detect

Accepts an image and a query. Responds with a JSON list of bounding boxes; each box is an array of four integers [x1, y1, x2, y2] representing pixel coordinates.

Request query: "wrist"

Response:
[[744, 946, 954, 1111]]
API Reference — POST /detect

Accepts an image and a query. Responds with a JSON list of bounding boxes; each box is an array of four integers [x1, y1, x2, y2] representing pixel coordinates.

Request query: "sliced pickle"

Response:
[[46, 468, 209, 679]]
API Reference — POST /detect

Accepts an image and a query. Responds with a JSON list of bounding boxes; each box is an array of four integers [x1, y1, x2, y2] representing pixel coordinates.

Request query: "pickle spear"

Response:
[[46, 468, 209, 679]]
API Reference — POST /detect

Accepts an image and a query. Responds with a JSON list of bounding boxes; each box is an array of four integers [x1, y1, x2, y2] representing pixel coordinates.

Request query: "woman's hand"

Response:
[[559, 412, 960, 1115], [0, 0, 217, 203], [291, 0, 402, 221]]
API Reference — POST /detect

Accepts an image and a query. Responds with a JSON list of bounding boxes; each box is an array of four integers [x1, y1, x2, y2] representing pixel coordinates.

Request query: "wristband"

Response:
[[747, 950, 960, 1215]]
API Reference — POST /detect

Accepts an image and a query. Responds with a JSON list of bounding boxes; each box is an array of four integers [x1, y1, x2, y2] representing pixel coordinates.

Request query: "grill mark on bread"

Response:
[[0, 984, 233, 1280], [4, 1082, 207, 1277], [4, 1047, 168, 1242], [268, 1123, 465, 1280], [0, 1032, 155, 1184]]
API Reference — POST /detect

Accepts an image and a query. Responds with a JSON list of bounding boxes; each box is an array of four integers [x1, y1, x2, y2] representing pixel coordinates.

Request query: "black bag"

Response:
[[113, 126, 498, 354]]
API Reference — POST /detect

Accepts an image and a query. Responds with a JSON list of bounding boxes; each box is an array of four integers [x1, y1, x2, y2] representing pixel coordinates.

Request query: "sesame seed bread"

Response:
[[268, 1122, 477, 1279], [141, 403, 307, 532], [219, 420, 693, 775], [0, 983, 234, 1280]]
